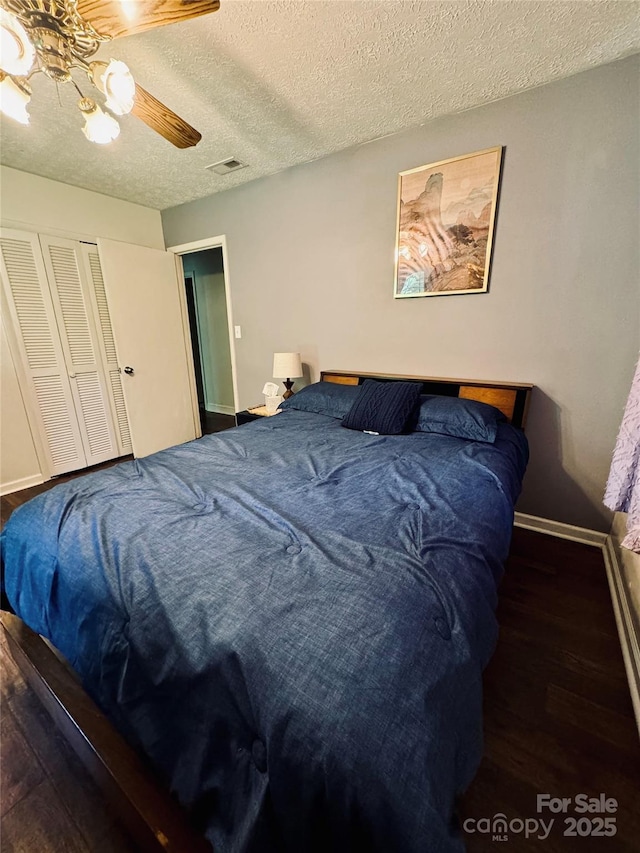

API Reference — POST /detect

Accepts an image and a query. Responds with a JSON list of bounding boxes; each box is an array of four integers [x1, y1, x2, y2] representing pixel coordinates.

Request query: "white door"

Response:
[[0, 229, 87, 475], [98, 238, 199, 458], [39, 235, 119, 467]]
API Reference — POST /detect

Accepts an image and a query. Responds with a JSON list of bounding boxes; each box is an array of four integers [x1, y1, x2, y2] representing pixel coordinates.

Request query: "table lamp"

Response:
[[273, 352, 302, 399]]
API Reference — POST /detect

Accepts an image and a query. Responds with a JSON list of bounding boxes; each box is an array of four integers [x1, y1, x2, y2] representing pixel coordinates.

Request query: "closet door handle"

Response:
[[69, 372, 76, 378], [123, 366, 135, 375]]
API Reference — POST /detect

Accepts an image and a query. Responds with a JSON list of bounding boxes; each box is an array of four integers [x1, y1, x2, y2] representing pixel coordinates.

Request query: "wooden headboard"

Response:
[[320, 370, 533, 430]]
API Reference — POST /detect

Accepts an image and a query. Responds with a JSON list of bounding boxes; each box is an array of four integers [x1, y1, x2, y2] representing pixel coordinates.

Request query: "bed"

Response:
[[1, 371, 531, 853]]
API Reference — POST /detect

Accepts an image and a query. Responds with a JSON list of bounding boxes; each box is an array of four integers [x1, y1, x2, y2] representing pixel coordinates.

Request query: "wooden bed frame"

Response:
[[0, 611, 213, 852], [321, 371, 532, 429], [0, 371, 532, 852]]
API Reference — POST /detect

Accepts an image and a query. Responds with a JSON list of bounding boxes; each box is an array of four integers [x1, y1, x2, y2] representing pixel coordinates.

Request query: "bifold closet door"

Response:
[[38, 235, 119, 468], [0, 229, 87, 475], [78, 243, 132, 457]]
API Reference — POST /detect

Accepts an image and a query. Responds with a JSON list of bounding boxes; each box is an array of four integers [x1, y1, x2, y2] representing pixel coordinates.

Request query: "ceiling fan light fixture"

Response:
[[1, 0, 210, 148], [0, 8, 35, 77], [0, 72, 31, 125], [78, 97, 120, 144], [91, 59, 136, 115]]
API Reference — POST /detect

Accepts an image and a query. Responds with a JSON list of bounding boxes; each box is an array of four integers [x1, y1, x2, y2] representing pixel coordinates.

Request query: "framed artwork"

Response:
[[394, 146, 503, 298]]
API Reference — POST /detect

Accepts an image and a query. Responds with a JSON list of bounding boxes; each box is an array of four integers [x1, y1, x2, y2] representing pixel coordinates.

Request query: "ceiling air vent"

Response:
[[206, 158, 248, 175]]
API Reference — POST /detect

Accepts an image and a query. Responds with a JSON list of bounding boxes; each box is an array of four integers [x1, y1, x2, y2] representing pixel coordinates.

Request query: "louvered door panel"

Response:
[[48, 244, 94, 364], [109, 369, 132, 451], [33, 375, 85, 469], [39, 236, 118, 467], [0, 229, 86, 475], [89, 251, 118, 362], [80, 245, 132, 455], [75, 372, 117, 457], [2, 238, 57, 371]]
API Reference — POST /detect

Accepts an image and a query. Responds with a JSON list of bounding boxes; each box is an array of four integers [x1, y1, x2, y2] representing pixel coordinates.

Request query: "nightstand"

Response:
[[235, 405, 281, 426]]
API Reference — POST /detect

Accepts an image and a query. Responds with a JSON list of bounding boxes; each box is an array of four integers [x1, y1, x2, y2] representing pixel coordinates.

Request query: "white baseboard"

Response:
[[205, 405, 235, 416], [1, 474, 45, 496], [603, 537, 640, 735], [514, 512, 607, 547]]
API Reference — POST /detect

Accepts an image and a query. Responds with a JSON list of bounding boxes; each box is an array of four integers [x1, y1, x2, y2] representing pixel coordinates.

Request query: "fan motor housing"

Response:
[[28, 13, 71, 80]]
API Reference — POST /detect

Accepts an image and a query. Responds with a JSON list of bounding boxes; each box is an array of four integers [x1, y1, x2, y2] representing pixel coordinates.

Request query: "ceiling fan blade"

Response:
[[77, 0, 220, 40], [132, 84, 202, 148]]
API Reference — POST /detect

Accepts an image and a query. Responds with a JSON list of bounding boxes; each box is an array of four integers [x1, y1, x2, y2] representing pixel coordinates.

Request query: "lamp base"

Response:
[[282, 378, 295, 399]]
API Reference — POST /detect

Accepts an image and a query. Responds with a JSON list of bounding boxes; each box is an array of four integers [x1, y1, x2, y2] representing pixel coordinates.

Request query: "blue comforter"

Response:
[[2, 411, 528, 852]]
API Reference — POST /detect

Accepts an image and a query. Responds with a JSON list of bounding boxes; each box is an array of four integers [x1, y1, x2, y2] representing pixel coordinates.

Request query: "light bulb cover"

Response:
[[0, 72, 31, 125], [0, 9, 35, 77], [90, 59, 135, 115], [79, 98, 120, 144]]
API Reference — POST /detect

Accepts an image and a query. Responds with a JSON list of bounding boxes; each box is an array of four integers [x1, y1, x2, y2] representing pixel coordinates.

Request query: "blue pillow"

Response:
[[415, 395, 505, 443], [342, 379, 422, 435], [278, 381, 361, 419]]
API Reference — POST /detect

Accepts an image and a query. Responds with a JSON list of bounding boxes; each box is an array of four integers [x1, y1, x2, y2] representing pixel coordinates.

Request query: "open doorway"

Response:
[[178, 246, 236, 435]]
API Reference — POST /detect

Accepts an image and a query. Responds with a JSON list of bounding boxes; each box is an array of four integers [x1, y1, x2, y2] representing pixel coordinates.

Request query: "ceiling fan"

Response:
[[0, 0, 219, 146]]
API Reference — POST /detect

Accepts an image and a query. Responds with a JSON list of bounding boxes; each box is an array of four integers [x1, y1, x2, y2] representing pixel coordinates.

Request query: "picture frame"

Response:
[[394, 146, 503, 298]]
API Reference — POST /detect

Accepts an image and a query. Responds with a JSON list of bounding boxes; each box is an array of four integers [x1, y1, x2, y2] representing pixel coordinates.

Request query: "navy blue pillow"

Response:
[[415, 395, 505, 442], [278, 381, 360, 419], [342, 379, 422, 435]]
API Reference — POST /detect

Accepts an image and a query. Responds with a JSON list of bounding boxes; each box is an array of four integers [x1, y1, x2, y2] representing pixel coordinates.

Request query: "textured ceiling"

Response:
[[1, 0, 638, 210]]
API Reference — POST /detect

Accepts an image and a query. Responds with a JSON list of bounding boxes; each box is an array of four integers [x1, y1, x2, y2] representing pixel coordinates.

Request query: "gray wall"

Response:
[[163, 56, 640, 532], [183, 248, 234, 412]]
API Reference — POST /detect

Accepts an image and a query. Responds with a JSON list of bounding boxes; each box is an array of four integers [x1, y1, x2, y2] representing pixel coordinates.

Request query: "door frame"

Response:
[[182, 269, 206, 412], [166, 236, 239, 415]]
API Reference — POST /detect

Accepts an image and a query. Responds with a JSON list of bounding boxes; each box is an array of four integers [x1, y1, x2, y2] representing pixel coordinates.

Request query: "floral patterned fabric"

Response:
[[605, 354, 640, 552]]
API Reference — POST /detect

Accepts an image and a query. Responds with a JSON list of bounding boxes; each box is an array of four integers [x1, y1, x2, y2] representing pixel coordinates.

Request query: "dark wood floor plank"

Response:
[[483, 705, 640, 829], [462, 527, 640, 852], [545, 682, 639, 752], [495, 598, 622, 663], [0, 706, 46, 818], [200, 411, 235, 434], [2, 613, 212, 853], [1, 632, 141, 851], [1, 777, 91, 853], [4, 644, 140, 853], [0, 625, 29, 704], [483, 631, 633, 719], [500, 565, 618, 625], [508, 528, 604, 574]]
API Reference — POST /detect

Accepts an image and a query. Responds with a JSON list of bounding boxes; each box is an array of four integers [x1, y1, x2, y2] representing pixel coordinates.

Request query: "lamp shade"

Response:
[[273, 352, 302, 379]]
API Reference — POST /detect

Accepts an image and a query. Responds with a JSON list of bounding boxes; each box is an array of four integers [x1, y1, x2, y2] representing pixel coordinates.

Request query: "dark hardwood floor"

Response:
[[0, 626, 139, 853], [1, 464, 638, 851], [461, 529, 640, 851], [200, 409, 235, 435]]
